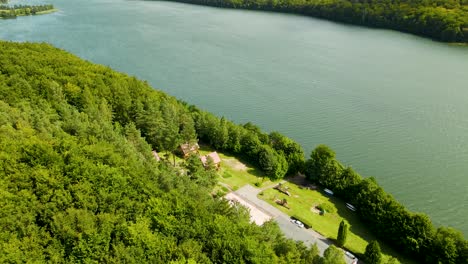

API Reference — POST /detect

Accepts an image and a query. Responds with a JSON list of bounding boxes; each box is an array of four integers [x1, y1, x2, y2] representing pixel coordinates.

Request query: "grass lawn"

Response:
[[199, 146, 278, 191], [259, 183, 416, 264]]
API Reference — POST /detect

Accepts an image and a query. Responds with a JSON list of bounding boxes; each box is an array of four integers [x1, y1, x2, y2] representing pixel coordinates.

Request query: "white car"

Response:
[[345, 251, 356, 259], [291, 219, 305, 228]]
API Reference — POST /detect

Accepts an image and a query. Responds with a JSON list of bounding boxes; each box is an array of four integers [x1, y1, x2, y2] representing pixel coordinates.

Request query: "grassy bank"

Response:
[[176, 144, 416, 263], [259, 182, 416, 263], [201, 146, 413, 262], [35, 8, 58, 15]]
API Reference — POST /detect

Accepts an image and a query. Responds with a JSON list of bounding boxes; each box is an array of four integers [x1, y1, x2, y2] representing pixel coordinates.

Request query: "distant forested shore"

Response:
[[151, 0, 468, 43], [0, 4, 55, 18]]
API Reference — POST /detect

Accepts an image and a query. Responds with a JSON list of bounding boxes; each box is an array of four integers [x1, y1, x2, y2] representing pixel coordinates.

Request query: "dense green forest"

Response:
[[153, 0, 468, 43], [1, 40, 467, 263], [305, 145, 468, 263], [0, 40, 338, 263], [0, 4, 54, 18]]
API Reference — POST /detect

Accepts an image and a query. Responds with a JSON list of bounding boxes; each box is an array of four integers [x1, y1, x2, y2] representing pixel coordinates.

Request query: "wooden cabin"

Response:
[[200, 151, 221, 169], [178, 142, 200, 158]]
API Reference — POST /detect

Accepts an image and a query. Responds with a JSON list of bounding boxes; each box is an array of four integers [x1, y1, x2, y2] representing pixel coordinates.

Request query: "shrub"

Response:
[[317, 203, 336, 214]]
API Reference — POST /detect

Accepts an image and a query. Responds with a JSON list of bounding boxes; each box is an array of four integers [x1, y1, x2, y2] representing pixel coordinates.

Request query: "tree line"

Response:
[[192, 111, 305, 180], [0, 4, 54, 18], [152, 0, 468, 43], [305, 144, 468, 263], [0, 40, 350, 263]]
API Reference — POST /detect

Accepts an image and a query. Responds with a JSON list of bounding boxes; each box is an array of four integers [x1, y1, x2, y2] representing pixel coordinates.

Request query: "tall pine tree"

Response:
[[337, 220, 348, 247]]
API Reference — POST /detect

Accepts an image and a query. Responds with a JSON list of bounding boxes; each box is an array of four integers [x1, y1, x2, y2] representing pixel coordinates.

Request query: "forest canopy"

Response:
[[0, 40, 323, 263], [153, 0, 468, 43]]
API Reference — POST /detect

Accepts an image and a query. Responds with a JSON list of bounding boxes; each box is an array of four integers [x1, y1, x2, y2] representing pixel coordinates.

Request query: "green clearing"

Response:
[[199, 146, 277, 191], [259, 183, 416, 263], [178, 146, 415, 263]]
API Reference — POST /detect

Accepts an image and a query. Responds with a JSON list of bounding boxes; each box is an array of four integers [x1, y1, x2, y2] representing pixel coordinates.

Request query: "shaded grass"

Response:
[[260, 184, 416, 263]]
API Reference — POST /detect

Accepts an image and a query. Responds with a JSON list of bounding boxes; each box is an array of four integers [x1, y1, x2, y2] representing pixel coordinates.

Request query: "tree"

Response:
[[365, 240, 382, 264], [179, 113, 197, 144], [427, 227, 461, 264], [321, 245, 346, 264], [305, 145, 342, 185], [337, 220, 348, 247], [269, 131, 305, 175], [0, 40, 331, 263], [258, 145, 288, 180], [385, 257, 401, 264]]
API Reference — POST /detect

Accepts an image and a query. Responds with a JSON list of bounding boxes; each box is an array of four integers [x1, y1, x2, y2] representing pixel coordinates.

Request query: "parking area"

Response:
[[224, 192, 272, 225], [228, 185, 357, 264]]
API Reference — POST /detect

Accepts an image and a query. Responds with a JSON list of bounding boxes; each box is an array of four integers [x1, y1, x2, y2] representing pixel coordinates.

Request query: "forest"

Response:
[[0, 4, 54, 18], [153, 0, 468, 43], [0, 40, 344, 263], [1, 40, 467, 263]]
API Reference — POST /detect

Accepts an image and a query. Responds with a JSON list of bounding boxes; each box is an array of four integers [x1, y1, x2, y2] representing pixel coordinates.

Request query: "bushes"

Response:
[[316, 203, 336, 214]]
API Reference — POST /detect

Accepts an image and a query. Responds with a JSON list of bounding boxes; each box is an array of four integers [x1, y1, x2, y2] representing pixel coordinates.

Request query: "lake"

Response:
[[2, 0, 468, 236]]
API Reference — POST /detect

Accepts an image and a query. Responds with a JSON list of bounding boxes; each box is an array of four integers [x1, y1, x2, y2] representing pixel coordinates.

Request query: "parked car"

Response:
[[291, 219, 304, 228], [345, 251, 356, 259]]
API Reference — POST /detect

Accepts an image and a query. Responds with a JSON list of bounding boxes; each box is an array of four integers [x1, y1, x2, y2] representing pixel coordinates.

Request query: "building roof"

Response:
[[201, 151, 221, 166], [180, 142, 199, 155], [152, 150, 160, 161]]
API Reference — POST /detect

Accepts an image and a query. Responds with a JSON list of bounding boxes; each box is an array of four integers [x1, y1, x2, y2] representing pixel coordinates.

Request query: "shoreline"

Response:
[[151, 0, 468, 45], [35, 8, 58, 15], [0, 7, 57, 19]]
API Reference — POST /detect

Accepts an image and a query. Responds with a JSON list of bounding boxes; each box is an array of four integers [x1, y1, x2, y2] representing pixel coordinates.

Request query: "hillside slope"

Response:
[[0, 41, 319, 263]]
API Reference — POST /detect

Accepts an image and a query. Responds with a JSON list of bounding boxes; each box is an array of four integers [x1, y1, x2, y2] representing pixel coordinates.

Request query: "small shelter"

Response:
[[178, 142, 199, 158], [152, 150, 160, 161], [200, 151, 221, 169]]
